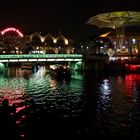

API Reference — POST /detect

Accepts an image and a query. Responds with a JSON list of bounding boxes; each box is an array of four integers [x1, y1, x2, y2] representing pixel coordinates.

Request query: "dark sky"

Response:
[[0, 0, 140, 39]]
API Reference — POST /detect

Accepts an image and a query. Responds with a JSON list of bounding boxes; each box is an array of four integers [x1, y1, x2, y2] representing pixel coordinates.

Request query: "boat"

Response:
[[50, 65, 71, 80]]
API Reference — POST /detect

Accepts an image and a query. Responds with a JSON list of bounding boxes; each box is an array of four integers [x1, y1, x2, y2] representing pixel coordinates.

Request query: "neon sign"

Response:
[[1, 27, 23, 37]]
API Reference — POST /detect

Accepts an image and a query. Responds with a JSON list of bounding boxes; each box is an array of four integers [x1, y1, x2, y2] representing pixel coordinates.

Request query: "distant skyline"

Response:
[[0, 0, 140, 39]]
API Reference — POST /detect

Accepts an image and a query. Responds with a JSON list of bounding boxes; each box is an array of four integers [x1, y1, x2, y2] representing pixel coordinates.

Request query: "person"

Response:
[[1, 99, 11, 118]]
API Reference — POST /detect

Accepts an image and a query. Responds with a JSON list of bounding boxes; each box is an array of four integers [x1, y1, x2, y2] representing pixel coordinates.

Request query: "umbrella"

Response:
[[86, 11, 140, 29], [86, 11, 140, 50]]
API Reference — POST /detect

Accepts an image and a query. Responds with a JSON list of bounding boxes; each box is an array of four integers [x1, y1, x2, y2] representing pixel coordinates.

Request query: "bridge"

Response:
[[0, 53, 109, 71], [0, 54, 83, 62]]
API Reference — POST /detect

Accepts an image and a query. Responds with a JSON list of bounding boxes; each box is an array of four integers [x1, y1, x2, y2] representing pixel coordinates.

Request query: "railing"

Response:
[[0, 54, 83, 62]]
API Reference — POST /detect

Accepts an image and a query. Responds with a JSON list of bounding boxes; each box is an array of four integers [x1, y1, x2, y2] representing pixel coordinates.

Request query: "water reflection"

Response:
[[125, 74, 140, 97], [82, 72, 140, 139], [0, 78, 25, 105], [97, 78, 112, 111], [1, 67, 140, 138]]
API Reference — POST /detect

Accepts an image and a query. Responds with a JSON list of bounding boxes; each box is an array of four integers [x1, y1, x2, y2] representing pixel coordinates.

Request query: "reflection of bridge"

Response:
[[0, 54, 83, 62]]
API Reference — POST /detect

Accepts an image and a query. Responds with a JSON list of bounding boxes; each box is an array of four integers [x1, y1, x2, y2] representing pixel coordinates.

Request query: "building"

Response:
[[0, 27, 75, 54]]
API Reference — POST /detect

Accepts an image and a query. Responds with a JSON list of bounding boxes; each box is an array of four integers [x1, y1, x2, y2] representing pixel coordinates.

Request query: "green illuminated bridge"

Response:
[[0, 54, 109, 71], [0, 54, 83, 62]]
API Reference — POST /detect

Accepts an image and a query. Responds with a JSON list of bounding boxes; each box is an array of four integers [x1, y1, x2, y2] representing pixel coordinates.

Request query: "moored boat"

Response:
[[50, 65, 71, 80]]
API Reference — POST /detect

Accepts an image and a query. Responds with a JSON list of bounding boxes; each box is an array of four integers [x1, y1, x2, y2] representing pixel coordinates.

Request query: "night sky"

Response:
[[0, 0, 140, 40]]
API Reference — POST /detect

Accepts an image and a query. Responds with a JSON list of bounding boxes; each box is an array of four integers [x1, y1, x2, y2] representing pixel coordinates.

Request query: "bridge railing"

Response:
[[0, 54, 83, 62], [0, 54, 83, 59]]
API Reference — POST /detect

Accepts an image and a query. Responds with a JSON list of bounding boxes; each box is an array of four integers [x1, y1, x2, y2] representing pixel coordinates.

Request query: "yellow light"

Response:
[[41, 37, 45, 42], [100, 31, 111, 37], [46, 59, 55, 61], [56, 59, 64, 61], [0, 60, 8, 62], [38, 59, 46, 61], [65, 39, 68, 45], [19, 59, 28, 62], [53, 38, 57, 43], [29, 59, 38, 61], [64, 59, 73, 61], [73, 59, 82, 61], [9, 59, 19, 62], [50, 65, 57, 70]]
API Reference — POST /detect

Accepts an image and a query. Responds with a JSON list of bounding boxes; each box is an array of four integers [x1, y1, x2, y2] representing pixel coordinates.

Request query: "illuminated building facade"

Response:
[[106, 31, 140, 57], [0, 27, 74, 54], [86, 11, 140, 58]]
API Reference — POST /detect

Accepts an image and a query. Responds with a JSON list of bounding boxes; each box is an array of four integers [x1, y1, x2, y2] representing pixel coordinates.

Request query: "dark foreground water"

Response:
[[0, 66, 140, 139]]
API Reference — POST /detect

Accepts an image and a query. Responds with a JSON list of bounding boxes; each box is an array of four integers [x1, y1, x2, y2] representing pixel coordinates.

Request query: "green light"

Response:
[[0, 63, 5, 73], [0, 54, 83, 59], [0, 54, 83, 62], [0, 63, 5, 68]]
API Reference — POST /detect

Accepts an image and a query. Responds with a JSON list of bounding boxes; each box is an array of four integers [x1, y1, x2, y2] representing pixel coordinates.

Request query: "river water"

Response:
[[0, 66, 140, 139]]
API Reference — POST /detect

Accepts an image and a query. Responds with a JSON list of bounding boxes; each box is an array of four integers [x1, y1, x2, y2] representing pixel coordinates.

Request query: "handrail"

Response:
[[0, 54, 83, 59]]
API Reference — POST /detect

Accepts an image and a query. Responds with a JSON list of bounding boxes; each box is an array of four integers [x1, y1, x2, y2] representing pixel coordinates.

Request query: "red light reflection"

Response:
[[125, 74, 140, 97]]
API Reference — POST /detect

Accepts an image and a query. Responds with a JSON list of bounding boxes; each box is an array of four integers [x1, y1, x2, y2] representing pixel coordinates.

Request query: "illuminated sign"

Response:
[[1, 27, 23, 37]]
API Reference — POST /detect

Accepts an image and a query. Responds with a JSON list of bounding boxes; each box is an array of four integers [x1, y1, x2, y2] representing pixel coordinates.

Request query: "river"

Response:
[[0, 66, 140, 139]]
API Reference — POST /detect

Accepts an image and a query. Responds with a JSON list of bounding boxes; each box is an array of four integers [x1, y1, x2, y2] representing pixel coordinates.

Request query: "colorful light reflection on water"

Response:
[[1, 67, 140, 139]]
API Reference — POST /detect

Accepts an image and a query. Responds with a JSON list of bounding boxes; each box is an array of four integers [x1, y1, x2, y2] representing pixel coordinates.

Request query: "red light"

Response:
[[130, 65, 137, 70], [1, 27, 23, 37]]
